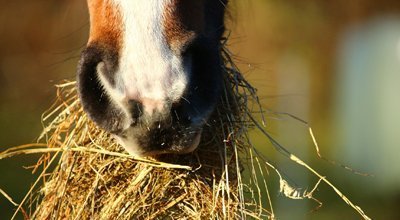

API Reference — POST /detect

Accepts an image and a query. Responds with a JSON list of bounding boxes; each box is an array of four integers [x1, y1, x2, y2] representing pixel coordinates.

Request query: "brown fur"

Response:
[[163, 0, 205, 52], [87, 0, 123, 50]]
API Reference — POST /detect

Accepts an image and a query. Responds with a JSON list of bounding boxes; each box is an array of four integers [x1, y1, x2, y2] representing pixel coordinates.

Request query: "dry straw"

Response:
[[1, 44, 371, 219]]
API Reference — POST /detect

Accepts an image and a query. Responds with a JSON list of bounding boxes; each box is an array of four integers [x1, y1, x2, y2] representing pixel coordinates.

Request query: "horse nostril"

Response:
[[128, 100, 144, 120]]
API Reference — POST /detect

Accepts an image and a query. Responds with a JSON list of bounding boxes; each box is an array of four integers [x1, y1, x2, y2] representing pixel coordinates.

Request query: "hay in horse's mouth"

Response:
[[0, 45, 371, 220], [0, 45, 270, 219]]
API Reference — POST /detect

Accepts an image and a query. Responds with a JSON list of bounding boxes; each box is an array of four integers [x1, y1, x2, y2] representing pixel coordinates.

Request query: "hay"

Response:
[[2, 45, 270, 219], [1, 45, 372, 220]]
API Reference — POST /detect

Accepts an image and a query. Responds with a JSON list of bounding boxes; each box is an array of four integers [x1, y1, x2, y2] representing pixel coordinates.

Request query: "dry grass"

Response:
[[0, 45, 371, 220]]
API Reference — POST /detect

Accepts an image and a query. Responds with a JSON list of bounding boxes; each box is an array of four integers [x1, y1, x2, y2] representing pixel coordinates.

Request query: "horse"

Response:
[[77, 0, 228, 157]]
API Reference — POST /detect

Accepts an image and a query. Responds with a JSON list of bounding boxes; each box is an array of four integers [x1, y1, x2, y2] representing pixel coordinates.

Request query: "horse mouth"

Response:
[[113, 124, 204, 157]]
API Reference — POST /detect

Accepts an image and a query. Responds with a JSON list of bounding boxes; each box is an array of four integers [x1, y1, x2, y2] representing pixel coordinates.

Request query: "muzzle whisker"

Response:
[[174, 110, 180, 121]]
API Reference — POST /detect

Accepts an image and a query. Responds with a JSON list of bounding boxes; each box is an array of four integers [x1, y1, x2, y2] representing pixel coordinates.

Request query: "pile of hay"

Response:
[[1, 45, 372, 220], [2, 46, 271, 219]]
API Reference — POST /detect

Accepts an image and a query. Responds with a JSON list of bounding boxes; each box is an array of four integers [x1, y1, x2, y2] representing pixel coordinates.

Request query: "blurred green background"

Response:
[[1, 0, 400, 219]]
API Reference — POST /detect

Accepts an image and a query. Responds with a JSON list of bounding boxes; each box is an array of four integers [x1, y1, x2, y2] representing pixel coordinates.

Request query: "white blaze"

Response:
[[104, 0, 188, 116]]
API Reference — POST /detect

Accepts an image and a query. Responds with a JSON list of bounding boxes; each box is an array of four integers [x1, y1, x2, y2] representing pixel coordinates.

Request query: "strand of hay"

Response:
[[0, 44, 371, 219]]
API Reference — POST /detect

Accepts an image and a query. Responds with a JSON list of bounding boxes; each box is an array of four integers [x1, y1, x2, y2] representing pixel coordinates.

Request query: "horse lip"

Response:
[[159, 128, 203, 155], [175, 130, 202, 154], [114, 124, 204, 157], [139, 130, 202, 157]]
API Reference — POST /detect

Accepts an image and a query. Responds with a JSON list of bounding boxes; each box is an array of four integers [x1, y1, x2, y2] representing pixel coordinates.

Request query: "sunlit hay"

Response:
[[1, 43, 373, 220], [1, 45, 270, 219]]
